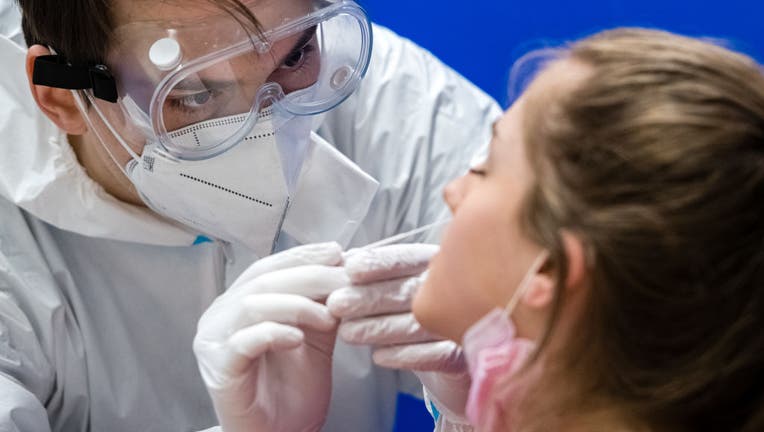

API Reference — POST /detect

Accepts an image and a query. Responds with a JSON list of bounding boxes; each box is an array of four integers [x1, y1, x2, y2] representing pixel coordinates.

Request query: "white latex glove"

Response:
[[327, 244, 473, 430], [193, 242, 349, 432]]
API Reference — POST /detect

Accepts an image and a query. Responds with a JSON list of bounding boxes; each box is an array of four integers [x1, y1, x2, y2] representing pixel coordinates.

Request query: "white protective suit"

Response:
[[0, 21, 500, 432], [0, 0, 21, 45]]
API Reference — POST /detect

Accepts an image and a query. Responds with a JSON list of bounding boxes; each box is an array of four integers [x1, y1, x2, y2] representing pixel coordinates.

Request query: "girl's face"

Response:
[[414, 59, 590, 344], [413, 95, 544, 343]]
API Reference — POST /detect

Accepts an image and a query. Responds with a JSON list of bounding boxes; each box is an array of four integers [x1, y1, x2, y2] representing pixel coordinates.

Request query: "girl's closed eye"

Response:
[[469, 163, 488, 177]]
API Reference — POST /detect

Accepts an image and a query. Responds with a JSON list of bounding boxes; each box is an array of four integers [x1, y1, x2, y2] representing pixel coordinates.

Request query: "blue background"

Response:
[[360, 1, 764, 430], [362, 0, 763, 107]]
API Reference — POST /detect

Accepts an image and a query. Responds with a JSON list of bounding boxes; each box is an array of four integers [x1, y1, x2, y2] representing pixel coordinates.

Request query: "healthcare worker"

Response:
[[0, 0, 499, 431]]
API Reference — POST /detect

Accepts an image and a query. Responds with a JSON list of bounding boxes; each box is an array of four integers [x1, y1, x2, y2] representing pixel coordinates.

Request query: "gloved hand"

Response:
[[327, 244, 473, 430], [193, 242, 348, 432]]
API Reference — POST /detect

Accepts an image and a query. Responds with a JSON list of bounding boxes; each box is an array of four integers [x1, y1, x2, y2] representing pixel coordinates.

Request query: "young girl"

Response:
[[414, 28, 764, 432]]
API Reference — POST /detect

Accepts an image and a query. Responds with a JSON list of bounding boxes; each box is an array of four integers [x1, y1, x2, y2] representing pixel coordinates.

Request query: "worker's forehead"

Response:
[[112, 0, 305, 29]]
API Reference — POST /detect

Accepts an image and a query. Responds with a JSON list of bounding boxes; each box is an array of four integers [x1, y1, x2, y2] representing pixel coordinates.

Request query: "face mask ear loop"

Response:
[[504, 251, 550, 317], [70, 89, 141, 177]]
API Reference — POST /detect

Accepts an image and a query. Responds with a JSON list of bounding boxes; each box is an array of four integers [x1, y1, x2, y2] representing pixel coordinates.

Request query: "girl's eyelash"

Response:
[[469, 168, 487, 176]]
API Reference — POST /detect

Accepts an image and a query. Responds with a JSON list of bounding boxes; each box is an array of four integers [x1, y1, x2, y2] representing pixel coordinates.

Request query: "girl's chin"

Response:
[[412, 277, 456, 342], [412, 279, 437, 333]]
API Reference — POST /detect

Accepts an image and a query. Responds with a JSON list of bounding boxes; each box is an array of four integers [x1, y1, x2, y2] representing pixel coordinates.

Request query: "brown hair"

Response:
[[498, 28, 764, 431], [17, 0, 264, 64]]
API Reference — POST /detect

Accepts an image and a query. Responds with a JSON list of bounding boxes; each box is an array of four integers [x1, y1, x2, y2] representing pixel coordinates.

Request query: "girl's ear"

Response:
[[523, 271, 554, 309], [26, 45, 88, 135], [523, 231, 588, 309], [561, 230, 588, 291]]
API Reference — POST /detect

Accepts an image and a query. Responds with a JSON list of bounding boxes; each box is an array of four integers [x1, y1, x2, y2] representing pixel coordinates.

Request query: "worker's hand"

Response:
[[327, 244, 472, 428], [193, 242, 348, 432]]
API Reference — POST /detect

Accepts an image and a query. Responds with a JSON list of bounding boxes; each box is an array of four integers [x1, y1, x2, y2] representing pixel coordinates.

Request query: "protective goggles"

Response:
[[34, 0, 372, 160]]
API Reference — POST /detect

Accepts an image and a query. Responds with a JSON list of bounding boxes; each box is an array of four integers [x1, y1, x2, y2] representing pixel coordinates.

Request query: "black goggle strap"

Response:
[[32, 55, 118, 103]]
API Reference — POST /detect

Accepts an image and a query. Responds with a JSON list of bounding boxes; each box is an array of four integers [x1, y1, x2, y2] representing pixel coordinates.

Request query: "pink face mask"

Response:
[[462, 252, 548, 430]]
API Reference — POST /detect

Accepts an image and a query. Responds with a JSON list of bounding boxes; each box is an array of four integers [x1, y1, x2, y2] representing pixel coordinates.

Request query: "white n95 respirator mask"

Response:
[[125, 111, 292, 255]]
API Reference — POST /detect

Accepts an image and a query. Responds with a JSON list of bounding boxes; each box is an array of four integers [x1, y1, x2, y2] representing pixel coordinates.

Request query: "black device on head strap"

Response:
[[32, 55, 119, 103]]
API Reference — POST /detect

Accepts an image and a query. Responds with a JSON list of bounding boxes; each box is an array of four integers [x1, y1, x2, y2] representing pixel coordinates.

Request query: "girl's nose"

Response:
[[443, 174, 468, 214]]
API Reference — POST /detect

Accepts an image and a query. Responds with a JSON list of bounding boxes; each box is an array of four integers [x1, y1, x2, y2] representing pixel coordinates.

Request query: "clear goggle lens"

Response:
[[149, 3, 371, 160]]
